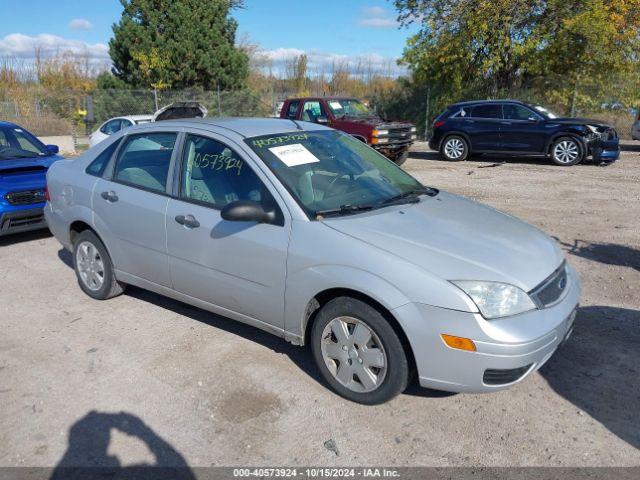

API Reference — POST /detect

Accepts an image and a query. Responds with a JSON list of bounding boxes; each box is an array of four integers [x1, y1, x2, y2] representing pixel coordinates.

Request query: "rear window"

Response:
[[469, 104, 502, 119], [86, 138, 122, 177], [113, 132, 176, 192]]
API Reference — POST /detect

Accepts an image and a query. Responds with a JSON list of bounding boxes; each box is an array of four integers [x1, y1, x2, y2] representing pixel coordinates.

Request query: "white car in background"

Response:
[[89, 115, 153, 147]]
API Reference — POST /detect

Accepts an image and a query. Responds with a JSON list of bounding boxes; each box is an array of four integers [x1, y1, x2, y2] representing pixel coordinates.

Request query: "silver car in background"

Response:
[[45, 118, 580, 404]]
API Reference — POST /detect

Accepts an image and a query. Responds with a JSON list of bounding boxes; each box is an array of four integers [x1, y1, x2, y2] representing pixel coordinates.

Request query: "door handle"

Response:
[[175, 214, 200, 229], [100, 191, 119, 202]]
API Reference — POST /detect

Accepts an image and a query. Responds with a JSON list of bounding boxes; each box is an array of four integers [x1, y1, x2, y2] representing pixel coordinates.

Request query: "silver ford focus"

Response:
[[45, 118, 580, 404]]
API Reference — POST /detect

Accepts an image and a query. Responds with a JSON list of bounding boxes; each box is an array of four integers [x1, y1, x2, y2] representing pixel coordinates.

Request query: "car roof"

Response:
[[0, 120, 20, 128], [449, 99, 528, 108], [114, 115, 154, 121], [128, 117, 330, 137]]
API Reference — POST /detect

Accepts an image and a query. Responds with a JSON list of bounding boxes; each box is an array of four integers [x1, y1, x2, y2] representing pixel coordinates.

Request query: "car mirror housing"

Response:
[[46, 144, 60, 154], [221, 200, 276, 224]]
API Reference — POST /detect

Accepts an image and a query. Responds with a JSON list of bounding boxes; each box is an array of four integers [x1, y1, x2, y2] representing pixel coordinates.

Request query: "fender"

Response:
[[284, 264, 412, 344]]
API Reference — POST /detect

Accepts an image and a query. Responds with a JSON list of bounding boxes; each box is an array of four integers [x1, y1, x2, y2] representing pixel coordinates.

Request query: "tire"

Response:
[[311, 297, 410, 405], [391, 150, 409, 166], [73, 230, 125, 300], [441, 135, 469, 161], [550, 136, 584, 166]]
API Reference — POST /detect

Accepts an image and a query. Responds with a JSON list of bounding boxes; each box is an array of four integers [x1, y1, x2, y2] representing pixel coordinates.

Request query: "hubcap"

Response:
[[444, 138, 465, 159], [554, 140, 579, 164], [76, 241, 105, 291], [320, 316, 387, 393]]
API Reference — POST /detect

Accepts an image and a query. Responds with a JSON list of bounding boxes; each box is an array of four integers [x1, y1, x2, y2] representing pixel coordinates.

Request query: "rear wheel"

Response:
[[551, 137, 583, 166], [311, 297, 410, 404], [441, 135, 469, 161], [73, 230, 125, 300]]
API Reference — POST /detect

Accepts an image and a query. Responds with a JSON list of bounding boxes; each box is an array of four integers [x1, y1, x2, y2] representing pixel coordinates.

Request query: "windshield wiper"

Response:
[[376, 187, 434, 207], [315, 204, 374, 218]]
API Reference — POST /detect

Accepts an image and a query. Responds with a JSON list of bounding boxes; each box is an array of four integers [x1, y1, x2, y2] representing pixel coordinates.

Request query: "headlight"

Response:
[[373, 129, 389, 136], [451, 281, 536, 319], [372, 137, 389, 144]]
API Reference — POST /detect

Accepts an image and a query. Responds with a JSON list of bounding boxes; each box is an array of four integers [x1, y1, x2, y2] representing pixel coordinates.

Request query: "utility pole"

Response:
[[424, 86, 431, 140]]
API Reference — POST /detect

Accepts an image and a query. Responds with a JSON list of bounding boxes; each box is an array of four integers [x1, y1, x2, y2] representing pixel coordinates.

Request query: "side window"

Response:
[[301, 101, 327, 122], [101, 120, 122, 135], [469, 104, 501, 119], [86, 138, 122, 177], [287, 101, 300, 120], [181, 134, 268, 208], [113, 132, 176, 192], [504, 104, 540, 120]]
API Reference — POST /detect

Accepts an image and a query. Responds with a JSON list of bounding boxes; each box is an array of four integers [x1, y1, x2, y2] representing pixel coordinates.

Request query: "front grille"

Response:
[[377, 124, 414, 146], [529, 262, 568, 308], [5, 189, 46, 205], [483, 365, 532, 385]]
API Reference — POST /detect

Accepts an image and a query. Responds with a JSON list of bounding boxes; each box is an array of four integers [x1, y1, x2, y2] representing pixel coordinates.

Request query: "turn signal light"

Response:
[[44, 188, 50, 202], [441, 334, 476, 352], [433, 120, 446, 128]]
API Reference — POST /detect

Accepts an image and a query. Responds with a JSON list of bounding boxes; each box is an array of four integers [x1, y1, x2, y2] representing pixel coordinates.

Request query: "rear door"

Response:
[[500, 103, 547, 153], [464, 104, 503, 151], [165, 130, 290, 330], [93, 130, 178, 286]]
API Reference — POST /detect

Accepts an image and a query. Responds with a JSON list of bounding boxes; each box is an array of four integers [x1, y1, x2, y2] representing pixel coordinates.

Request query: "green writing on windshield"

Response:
[[251, 133, 308, 149]]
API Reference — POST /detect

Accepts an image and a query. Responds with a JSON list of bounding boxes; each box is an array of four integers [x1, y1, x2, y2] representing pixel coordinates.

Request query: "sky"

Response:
[[0, 0, 419, 75]]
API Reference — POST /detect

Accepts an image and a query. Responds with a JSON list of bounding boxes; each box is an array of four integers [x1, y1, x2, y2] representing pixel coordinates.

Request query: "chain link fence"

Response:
[[0, 87, 277, 137]]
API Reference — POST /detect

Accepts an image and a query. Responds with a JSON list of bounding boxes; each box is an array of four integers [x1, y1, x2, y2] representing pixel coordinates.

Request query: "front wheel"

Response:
[[441, 135, 469, 161], [311, 297, 410, 404], [551, 137, 584, 166]]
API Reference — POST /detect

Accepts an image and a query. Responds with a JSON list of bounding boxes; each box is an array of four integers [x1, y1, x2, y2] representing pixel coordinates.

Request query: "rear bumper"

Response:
[[0, 206, 47, 236], [392, 264, 581, 393]]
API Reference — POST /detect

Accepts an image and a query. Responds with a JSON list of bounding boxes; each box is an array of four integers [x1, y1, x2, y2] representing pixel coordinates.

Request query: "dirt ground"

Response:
[[0, 142, 638, 469]]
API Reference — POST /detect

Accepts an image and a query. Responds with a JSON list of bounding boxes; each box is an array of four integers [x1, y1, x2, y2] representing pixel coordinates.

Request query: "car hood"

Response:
[[322, 191, 564, 291], [0, 155, 63, 192], [549, 117, 614, 128]]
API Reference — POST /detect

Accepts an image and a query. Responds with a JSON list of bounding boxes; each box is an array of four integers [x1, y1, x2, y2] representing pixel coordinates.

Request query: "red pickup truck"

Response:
[[280, 97, 417, 165]]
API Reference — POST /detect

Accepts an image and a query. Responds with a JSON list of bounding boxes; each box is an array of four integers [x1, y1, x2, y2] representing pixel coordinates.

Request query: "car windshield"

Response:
[[532, 105, 559, 119], [326, 99, 374, 117], [0, 125, 49, 159], [246, 130, 433, 218]]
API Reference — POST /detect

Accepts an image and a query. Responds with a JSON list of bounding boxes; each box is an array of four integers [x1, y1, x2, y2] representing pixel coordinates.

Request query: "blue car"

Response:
[[0, 121, 64, 237], [429, 100, 620, 166]]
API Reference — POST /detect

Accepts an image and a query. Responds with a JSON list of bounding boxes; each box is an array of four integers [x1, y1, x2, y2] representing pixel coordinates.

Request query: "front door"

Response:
[[165, 132, 290, 330], [500, 103, 547, 153], [92, 131, 178, 286]]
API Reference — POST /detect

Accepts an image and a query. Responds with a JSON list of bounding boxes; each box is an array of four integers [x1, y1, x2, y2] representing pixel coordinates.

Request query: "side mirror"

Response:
[[46, 144, 60, 154], [221, 200, 276, 224], [527, 117, 540, 123], [315, 115, 329, 125]]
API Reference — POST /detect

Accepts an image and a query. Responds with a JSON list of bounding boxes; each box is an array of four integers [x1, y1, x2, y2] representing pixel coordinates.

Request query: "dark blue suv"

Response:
[[0, 121, 64, 237], [429, 100, 620, 166]]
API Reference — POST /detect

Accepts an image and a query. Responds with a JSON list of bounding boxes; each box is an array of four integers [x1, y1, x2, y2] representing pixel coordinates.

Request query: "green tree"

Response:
[[109, 0, 249, 90], [393, 0, 640, 112]]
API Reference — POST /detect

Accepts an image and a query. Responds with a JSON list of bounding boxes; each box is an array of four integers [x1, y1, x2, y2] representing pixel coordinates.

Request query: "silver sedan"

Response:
[[45, 118, 580, 404]]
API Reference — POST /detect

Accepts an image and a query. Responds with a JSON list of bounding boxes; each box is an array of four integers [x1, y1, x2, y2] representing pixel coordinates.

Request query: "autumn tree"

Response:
[[109, 0, 249, 90]]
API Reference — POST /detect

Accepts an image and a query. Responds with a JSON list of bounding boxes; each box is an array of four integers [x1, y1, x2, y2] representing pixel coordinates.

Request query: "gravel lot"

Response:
[[0, 142, 638, 469]]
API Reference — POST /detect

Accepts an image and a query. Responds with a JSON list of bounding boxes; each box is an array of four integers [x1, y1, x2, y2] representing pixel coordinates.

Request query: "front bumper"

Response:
[[392, 264, 581, 393], [589, 138, 620, 163], [0, 206, 47, 237]]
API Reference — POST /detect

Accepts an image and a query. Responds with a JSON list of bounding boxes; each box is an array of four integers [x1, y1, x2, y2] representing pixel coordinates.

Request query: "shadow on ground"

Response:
[[50, 411, 195, 479], [539, 305, 640, 450], [555, 238, 640, 271], [620, 142, 640, 153], [408, 150, 619, 167]]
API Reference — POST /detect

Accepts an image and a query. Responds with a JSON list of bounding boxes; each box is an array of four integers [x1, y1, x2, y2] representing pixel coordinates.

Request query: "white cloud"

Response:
[[359, 6, 398, 29], [69, 18, 93, 31], [257, 48, 404, 77], [0, 33, 109, 59]]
